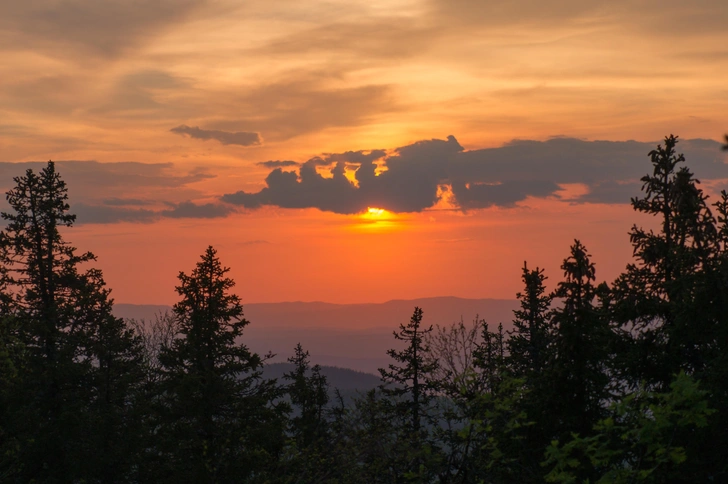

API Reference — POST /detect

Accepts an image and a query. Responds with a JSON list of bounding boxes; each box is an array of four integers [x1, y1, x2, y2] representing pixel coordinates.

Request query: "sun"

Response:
[[354, 207, 399, 231]]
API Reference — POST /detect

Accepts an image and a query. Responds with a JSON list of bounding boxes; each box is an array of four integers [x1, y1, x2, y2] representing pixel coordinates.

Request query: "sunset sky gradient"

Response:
[[1, 0, 727, 304]]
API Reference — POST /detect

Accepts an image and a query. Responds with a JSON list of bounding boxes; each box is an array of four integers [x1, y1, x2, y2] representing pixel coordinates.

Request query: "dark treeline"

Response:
[[1, 134, 728, 483]]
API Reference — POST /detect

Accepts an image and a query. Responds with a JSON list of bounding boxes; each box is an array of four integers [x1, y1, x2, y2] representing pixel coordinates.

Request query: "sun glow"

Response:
[[353, 207, 399, 231]]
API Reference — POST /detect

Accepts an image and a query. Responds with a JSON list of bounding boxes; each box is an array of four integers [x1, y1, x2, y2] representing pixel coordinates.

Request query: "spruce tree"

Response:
[[155, 246, 284, 482], [549, 240, 610, 442], [507, 262, 552, 380], [281, 343, 332, 481], [379, 306, 442, 480], [284, 343, 329, 449], [610, 135, 728, 480], [501, 262, 554, 482], [379, 307, 439, 434], [0, 161, 144, 482], [612, 135, 719, 387]]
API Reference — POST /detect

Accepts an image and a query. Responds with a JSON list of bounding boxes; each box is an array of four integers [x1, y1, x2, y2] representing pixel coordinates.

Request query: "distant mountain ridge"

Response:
[[114, 297, 518, 374], [114, 296, 518, 330], [262, 362, 381, 390]]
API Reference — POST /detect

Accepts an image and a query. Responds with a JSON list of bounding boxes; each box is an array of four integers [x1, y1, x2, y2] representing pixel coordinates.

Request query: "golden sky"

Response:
[[1, 0, 727, 304]]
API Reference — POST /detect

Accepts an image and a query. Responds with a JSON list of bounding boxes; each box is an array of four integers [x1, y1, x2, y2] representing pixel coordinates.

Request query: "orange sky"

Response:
[[1, 0, 727, 304]]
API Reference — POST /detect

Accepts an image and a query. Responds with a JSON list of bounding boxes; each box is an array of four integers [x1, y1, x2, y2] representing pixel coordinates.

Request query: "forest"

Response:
[[1, 134, 728, 483]]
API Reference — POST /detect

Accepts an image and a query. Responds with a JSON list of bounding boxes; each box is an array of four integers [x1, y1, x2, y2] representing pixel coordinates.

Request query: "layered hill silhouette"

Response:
[[114, 297, 518, 374]]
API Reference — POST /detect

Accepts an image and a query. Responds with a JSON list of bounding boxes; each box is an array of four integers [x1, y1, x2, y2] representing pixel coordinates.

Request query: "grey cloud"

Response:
[[161, 201, 235, 219], [0, 0, 205, 58], [222, 136, 728, 214], [0, 161, 213, 196], [323, 150, 386, 164], [452, 180, 561, 209], [103, 198, 153, 206], [222, 136, 463, 214], [451, 137, 727, 184], [73, 200, 234, 224], [0, 161, 227, 225], [87, 70, 195, 119], [170, 125, 261, 147], [575, 181, 643, 205], [257, 160, 299, 168], [211, 80, 396, 141], [73, 203, 158, 224]]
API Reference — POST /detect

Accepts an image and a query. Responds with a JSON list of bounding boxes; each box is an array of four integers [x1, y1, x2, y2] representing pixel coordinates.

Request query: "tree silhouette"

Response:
[[507, 262, 552, 380], [284, 343, 329, 449], [155, 246, 284, 482], [379, 306, 442, 480], [612, 135, 719, 388], [0, 161, 144, 482]]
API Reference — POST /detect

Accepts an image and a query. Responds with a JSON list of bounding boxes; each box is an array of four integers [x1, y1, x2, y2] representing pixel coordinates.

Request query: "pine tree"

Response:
[[507, 262, 552, 380], [284, 343, 329, 449], [380, 307, 439, 434], [0, 161, 144, 482], [609, 135, 728, 480], [499, 262, 554, 482], [612, 135, 719, 388], [155, 246, 284, 482], [280, 343, 333, 481], [549, 240, 610, 441], [379, 306, 442, 480]]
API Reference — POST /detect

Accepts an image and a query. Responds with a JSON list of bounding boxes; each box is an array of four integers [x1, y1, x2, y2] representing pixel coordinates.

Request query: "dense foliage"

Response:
[[1, 135, 727, 482]]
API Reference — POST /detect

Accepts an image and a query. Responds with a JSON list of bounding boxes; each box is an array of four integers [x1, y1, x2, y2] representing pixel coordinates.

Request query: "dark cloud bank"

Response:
[[1, 137, 725, 224], [223, 136, 728, 214]]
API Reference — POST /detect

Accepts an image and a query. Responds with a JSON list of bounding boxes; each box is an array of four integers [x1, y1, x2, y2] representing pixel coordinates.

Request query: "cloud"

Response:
[[0, 161, 213, 197], [257, 160, 300, 168], [73, 203, 158, 224], [452, 180, 561, 209], [0, 161, 229, 225], [208, 80, 397, 141], [170, 125, 261, 147], [222, 136, 728, 214], [103, 198, 153, 206], [0, 0, 206, 58], [71, 201, 234, 224], [260, 18, 438, 61], [574, 181, 643, 205], [161, 201, 235, 219]]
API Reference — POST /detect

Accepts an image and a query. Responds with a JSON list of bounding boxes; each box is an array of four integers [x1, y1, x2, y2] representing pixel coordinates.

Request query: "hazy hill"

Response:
[[114, 297, 518, 374], [262, 362, 381, 391]]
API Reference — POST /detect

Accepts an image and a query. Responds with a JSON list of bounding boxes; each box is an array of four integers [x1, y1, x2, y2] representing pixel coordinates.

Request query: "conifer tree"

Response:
[[498, 263, 554, 482], [379, 307, 439, 434], [610, 135, 728, 480], [612, 135, 719, 387], [280, 343, 333, 481], [155, 246, 284, 482], [549, 240, 610, 442], [379, 306, 442, 480], [507, 262, 552, 380], [284, 343, 329, 449], [473, 321, 507, 393], [0, 161, 144, 482]]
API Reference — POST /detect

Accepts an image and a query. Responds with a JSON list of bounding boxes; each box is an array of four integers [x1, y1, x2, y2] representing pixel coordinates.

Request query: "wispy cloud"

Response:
[[257, 160, 299, 168], [170, 125, 261, 147]]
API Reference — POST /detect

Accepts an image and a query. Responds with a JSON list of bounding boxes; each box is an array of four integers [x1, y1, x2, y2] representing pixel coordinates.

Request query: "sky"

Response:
[[1, 0, 727, 305]]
